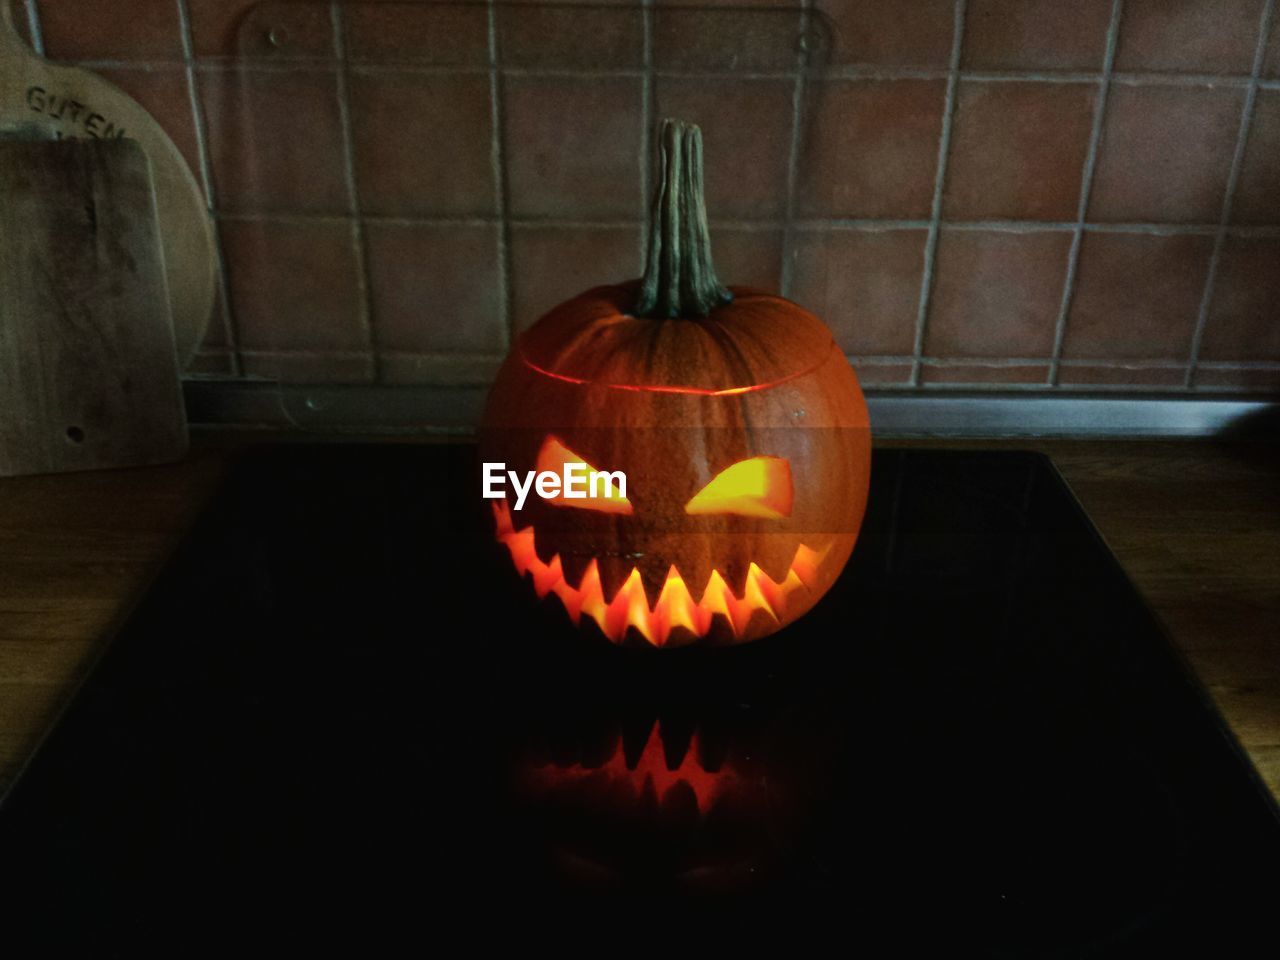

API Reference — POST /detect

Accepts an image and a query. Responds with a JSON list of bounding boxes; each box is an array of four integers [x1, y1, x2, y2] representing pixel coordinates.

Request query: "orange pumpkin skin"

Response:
[[481, 280, 870, 648]]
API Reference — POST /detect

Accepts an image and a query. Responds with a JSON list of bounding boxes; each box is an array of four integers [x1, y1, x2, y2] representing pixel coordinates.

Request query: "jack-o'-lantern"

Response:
[[481, 119, 870, 648]]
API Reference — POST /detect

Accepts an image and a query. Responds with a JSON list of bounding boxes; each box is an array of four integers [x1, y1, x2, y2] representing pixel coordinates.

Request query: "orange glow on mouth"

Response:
[[525, 724, 740, 815], [493, 500, 827, 647]]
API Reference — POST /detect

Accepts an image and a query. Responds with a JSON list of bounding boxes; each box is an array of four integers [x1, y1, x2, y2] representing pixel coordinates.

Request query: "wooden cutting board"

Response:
[[0, 4, 216, 366], [0, 138, 188, 477]]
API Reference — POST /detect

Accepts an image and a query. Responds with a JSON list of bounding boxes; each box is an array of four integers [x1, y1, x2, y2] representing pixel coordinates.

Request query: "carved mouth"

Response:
[[493, 501, 828, 647]]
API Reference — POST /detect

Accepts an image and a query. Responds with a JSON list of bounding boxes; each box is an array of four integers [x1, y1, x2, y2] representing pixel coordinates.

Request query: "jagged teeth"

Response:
[[523, 723, 741, 815], [492, 501, 828, 647]]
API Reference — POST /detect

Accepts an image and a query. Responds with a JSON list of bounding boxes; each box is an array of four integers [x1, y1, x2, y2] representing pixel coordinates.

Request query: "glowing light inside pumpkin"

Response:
[[534, 436, 633, 515], [493, 500, 827, 646], [685, 456, 793, 519], [524, 724, 741, 815]]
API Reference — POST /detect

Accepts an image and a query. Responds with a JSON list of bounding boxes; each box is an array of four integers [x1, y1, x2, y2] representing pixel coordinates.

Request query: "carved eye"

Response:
[[535, 436, 633, 515], [685, 456, 793, 519]]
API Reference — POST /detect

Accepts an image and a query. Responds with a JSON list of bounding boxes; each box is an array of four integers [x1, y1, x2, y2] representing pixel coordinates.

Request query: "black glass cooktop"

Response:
[[1, 445, 1277, 952]]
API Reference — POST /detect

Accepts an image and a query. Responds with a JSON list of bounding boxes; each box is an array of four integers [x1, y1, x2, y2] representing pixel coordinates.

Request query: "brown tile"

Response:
[[498, 5, 643, 69], [348, 72, 494, 218], [653, 6, 805, 72], [1232, 89, 1280, 223], [97, 67, 202, 190], [199, 67, 349, 214], [944, 81, 1096, 220], [814, 0, 955, 67], [963, 0, 1113, 71], [220, 219, 364, 352], [849, 362, 914, 386], [1063, 232, 1213, 360], [38, 0, 182, 60], [1114, 0, 1265, 74], [788, 228, 927, 355], [920, 363, 1050, 385], [925, 230, 1071, 358], [654, 78, 794, 220], [1088, 84, 1243, 223], [509, 224, 642, 329], [797, 80, 946, 219], [364, 223, 505, 354], [187, 0, 333, 59], [1201, 236, 1280, 362], [1194, 366, 1280, 392], [503, 76, 643, 219], [240, 352, 373, 384], [1057, 363, 1187, 388], [709, 229, 783, 291], [345, 3, 489, 65], [1266, 18, 1280, 77], [187, 0, 252, 56]]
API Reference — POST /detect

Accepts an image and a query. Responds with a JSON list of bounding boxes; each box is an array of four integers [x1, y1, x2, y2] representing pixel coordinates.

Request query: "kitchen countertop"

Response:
[[0, 433, 1276, 801]]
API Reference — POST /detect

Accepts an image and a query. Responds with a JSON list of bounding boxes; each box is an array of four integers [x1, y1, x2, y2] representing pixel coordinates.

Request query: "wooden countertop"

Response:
[[1, 434, 1276, 801]]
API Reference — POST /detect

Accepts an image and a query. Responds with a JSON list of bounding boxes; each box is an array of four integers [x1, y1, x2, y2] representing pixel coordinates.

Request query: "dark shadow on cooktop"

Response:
[[1, 445, 1276, 952]]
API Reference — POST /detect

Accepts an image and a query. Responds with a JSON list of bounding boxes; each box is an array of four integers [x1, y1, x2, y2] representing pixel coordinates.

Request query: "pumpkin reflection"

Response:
[[510, 693, 837, 894]]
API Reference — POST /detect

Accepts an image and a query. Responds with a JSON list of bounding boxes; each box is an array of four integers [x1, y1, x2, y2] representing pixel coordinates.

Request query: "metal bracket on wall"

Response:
[[182, 381, 1278, 439]]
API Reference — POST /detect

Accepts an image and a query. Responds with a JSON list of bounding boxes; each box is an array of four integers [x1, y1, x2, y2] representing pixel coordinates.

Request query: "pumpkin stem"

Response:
[[635, 119, 733, 319]]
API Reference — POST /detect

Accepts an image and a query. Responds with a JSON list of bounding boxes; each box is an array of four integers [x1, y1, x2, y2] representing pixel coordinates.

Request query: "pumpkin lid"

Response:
[[517, 283, 838, 396]]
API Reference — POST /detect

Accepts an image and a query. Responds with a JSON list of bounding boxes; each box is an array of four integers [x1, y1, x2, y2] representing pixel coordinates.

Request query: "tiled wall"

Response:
[[10, 0, 1280, 395]]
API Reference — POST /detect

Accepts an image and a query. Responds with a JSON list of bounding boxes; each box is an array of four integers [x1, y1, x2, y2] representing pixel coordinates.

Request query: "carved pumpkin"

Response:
[[481, 119, 870, 647]]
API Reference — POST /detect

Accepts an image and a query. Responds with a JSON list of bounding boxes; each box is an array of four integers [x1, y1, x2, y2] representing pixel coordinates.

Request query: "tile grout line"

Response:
[[1184, 0, 1275, 390], [218, 347, 1280, 367], [1198, 359, 1280, 369], [779, 0, 815, 299], [174, 0, 242, 378], [212, 349, 1280, 372], [487, 2, 514, 348], [329, 2, 378, 383], [908, 0, 966, 387], [22, 0, 42, 54], [639, 0, 653, 266], [187, 351, 1280, 396], [1047, 0, 1123, 388], [51, 55, 1277, 89], [205, 209, 1280, 236]]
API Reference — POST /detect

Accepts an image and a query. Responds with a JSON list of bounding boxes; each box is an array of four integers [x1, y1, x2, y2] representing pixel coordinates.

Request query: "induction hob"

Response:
[[1, 445, 1276, 952]]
